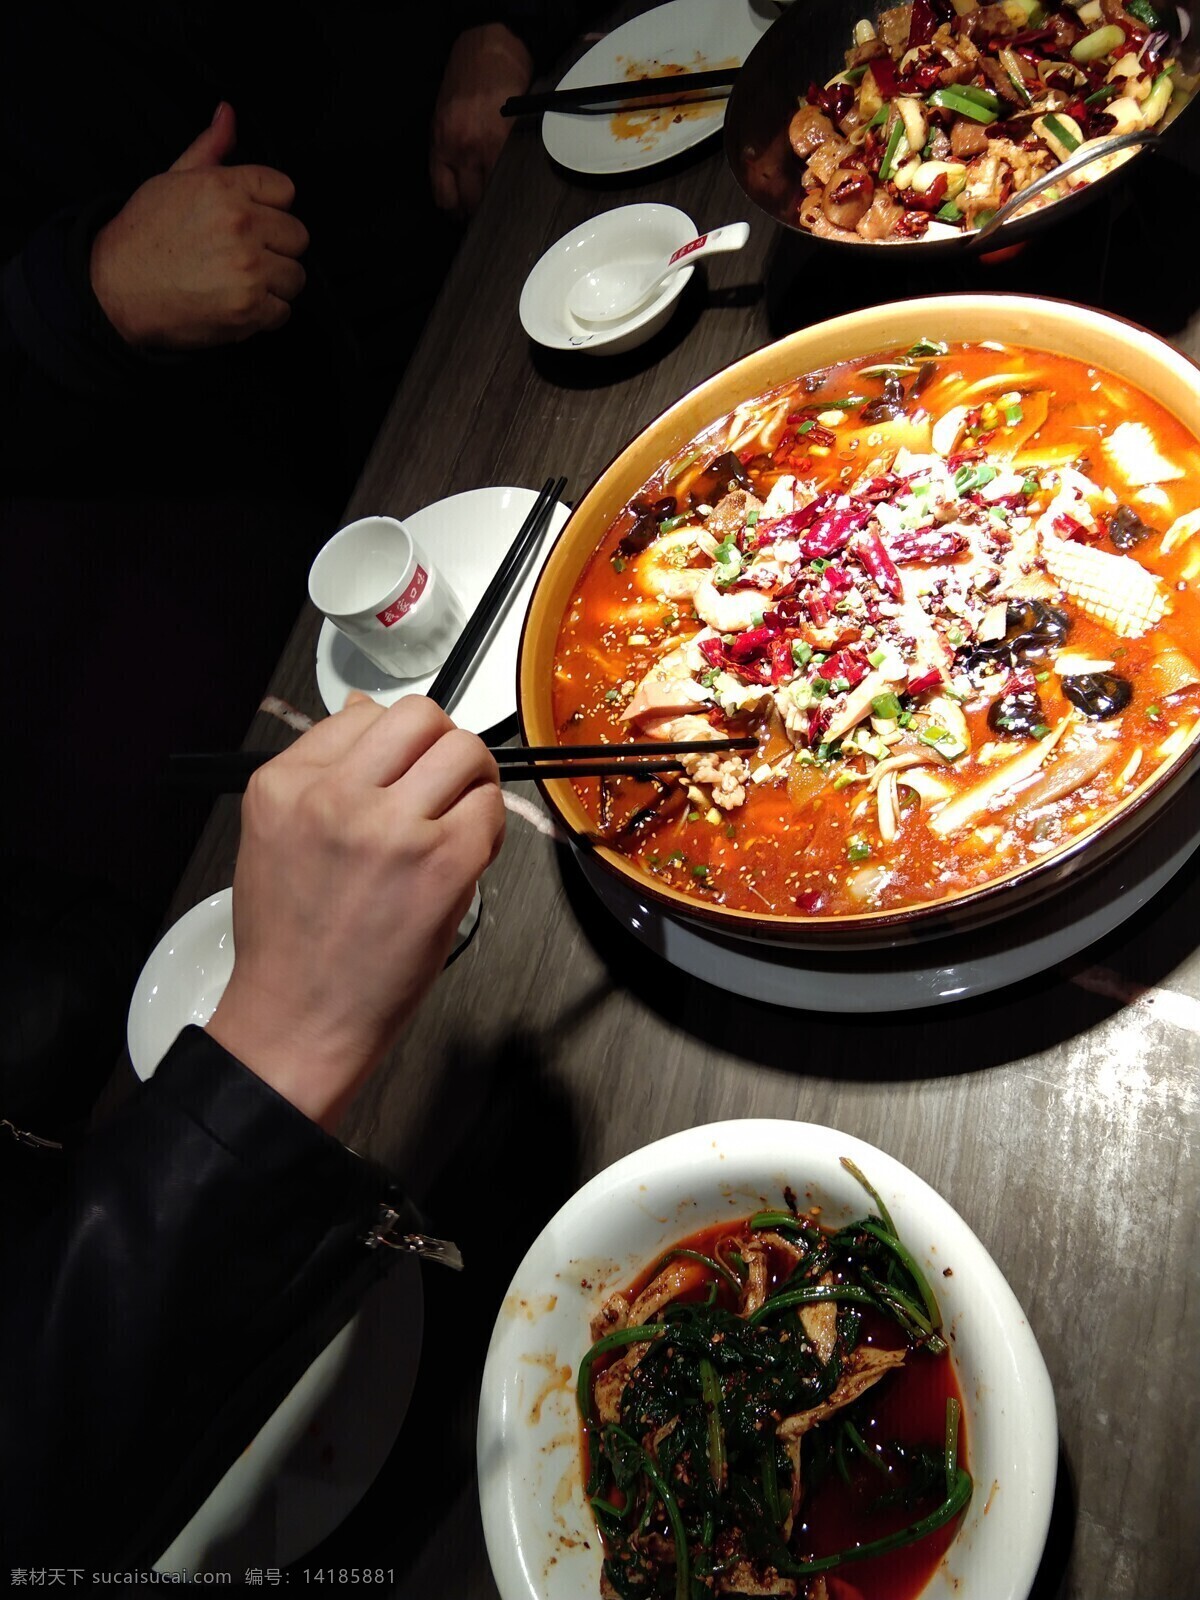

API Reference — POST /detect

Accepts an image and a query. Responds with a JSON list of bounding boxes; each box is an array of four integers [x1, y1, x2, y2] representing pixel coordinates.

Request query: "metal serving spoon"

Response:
[[568, 221, 751, 324]]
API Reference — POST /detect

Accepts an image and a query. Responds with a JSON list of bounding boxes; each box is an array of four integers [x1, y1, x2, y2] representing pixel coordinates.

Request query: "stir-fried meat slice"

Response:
[[590, 1291, 630, 1341], [845, 37, 889, 67], [782, 1433, 804, 1541], [628, 1258, 703, 1325], [740, 1236, 772, 1315], [717, 1563, 797, 1596], [855, 189, 905, 241], [805, 137, 855, 188], [978, 54, 1025, 106], [961, 3, 1024, 40], [799, 1274, 839, 1365], [594, 1351, 640, 1424], [707, 489, 764, 545], [789, 104, 837, 158], [950, 119, 990, 160], [798, 191, 859, 242], [876, 5, 912, 50], [777, 1346, 907, 1442]]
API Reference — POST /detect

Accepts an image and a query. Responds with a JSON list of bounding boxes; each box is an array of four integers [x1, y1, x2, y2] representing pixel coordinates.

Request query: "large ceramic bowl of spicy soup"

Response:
[[518, 293, 1200, 947], [477, 1120, 1058, 1600]]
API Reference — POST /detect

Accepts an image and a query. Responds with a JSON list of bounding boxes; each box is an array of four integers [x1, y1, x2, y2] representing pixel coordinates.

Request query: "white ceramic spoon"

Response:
[[568, 221, 750, 325]]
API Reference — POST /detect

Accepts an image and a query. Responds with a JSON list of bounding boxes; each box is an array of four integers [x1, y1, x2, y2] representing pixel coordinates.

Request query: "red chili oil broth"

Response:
[[551, 341, 1200, 919], [583, 1216, 967, 1600]]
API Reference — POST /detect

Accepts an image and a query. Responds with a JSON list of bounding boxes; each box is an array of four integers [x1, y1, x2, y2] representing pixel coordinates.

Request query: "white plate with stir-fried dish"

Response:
[[725, 0, 1198, 248], [543, 0, 776, 176], [478, 1120, 1057, 1600], [518, 294, 1200, 947]]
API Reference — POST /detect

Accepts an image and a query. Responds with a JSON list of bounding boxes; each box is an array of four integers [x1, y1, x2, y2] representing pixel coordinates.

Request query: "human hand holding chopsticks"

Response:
[[205, 695, 504, 1132]]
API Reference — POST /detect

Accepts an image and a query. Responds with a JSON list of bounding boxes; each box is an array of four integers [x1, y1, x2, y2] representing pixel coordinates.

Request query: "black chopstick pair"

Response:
[[427, 475, 565, 712], [501, 67, 740, 118], [165, 739, 759, 794]]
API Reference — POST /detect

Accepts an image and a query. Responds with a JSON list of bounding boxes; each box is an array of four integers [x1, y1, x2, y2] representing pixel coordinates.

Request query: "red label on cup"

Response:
[[668, 233, 708, 266], [376, 565, 428, 627]]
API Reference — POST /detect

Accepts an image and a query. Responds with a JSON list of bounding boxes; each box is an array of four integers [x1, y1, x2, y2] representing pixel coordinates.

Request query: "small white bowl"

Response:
[[478, 1119, 1057, 1600], [519, 203, 697, 355]]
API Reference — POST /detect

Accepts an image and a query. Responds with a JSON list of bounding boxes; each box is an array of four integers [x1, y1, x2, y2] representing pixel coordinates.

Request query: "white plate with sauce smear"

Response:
[[543, 0, 776, 176]]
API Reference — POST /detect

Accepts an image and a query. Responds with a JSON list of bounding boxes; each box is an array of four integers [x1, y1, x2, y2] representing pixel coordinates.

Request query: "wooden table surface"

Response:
[[149, 10, 1200, 1596]]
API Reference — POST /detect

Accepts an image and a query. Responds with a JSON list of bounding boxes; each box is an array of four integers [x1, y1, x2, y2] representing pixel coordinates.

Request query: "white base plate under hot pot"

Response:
[[574, 787, 1200, 1011]]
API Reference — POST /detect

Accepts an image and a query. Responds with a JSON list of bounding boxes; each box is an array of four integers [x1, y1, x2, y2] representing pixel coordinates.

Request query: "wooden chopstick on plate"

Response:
[[163, 738, 758, 793], [502, 67, 741, 117]]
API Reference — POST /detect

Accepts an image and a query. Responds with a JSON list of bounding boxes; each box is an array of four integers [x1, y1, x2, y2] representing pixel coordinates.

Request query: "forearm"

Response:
[[0, 1026, 405, 1569]]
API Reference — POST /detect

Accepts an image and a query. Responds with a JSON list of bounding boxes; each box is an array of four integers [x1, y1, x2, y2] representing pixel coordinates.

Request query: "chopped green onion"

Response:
[[935, 200, 963, 223], [1148, 703, 1162, 720], [665, 850, 685, 867], [973, 208, 997, 230], [691, 863, 710, 880], [905, 338, 948, 359], [687, 809, 699, 821], [946, 626, 964, 646], [1083, 80, 1121, 107], [847, 837, 871, 862], [1004, 401, 1024, 426], [897, 709, 914, 728], [745, 508, 760, 526], [954, 461, 997, 494], [868, 647, 889, 668], [797, 418, 815, 435], [879, 117, 907, 182], [659, 512, 688, 532], [866, 104, 889, 128], [604, 688, 620, 703], [611, 554, 626, 573], [833, 771, 858, 790], [872, 691, 902, 719], [1042, 111, 1082, 153], [1070, 24, 1126, 63], [953, 84, 1003, 111], [1020, 474, 1038, 496], [804, 394, 869, 411], [928, 87, 999, 123], [1031, 722, 1050, 739], [792, 640, 813, 667]]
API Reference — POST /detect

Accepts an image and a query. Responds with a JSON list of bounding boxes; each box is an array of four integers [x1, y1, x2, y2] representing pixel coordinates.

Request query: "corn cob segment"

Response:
[[1041, 533, 1170, 638]]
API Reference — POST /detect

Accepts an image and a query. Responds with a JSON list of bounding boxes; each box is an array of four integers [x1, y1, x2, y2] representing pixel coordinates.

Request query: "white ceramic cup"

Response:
[[308, 515, 465, 680]]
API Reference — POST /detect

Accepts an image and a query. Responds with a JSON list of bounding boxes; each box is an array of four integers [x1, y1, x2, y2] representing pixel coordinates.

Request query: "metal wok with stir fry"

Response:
[[577, 1162, 972, 1600], [789, 0, 1193, 240]]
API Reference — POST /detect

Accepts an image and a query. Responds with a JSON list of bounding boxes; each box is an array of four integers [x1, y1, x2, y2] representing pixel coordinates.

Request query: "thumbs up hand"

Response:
[[89, 103, 310, 350]]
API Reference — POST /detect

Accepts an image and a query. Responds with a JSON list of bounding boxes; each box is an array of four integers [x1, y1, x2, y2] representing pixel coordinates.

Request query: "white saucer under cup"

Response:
[[308, 514, 465, 680], [315, 487, 571, 736]]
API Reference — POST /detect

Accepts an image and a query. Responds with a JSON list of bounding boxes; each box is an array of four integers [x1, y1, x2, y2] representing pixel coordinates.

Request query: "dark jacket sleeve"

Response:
[[0, 1026, 412, 1569]]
